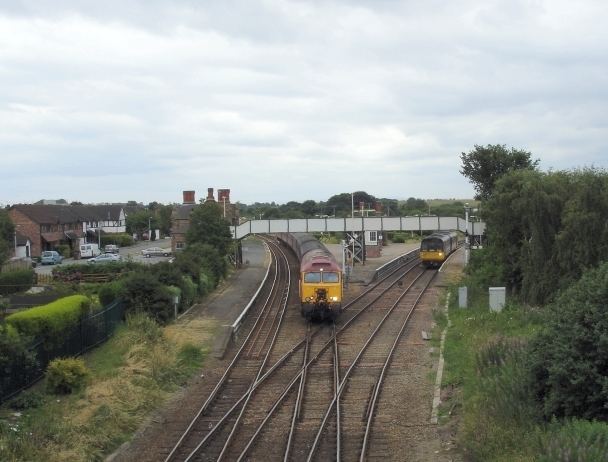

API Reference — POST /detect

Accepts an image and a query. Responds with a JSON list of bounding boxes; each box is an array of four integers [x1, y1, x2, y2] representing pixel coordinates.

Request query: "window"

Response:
[[176, 242, 185, 250], [304, 272, 321, 283], [322, 272, 339, 283], [369, 231, 377, 243], [421, 238, 443, 251]]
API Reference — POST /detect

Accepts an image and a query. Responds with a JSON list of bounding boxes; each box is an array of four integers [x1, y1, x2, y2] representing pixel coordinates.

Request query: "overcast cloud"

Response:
[[1, 0, 607, 205]]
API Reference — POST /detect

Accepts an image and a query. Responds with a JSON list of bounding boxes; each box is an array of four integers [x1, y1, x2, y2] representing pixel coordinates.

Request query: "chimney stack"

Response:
[[217, 189, 231, 203], [206, 188, 216, 202], [182, 190, 195, 205]]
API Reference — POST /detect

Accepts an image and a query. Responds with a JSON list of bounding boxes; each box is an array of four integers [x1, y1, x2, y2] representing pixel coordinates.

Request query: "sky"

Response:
[[1, 0, 607, 206]]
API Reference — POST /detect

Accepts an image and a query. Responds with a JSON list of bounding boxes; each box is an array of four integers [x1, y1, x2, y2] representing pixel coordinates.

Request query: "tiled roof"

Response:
[[173, 204, 195, 220], [11, 204, 126, 224]]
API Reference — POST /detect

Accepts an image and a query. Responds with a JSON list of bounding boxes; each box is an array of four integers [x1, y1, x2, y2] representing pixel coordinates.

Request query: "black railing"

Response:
[[1, 299, 125, 403]]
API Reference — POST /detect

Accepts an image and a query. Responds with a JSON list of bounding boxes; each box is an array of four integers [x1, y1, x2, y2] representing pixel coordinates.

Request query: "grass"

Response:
[[436, 281, 608, 461], [0, 313, 215, 461], [436, 282, 543, 461]]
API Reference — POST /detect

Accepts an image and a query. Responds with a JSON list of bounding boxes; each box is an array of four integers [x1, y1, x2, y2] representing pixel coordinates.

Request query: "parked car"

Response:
[[104, 244, 119, 254], [88, 253, 122, 264], [41, 250, 63, 265], [141, 247, 171, 257]]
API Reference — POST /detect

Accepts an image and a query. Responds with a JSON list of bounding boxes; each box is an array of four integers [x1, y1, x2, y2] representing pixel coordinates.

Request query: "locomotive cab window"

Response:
[[322, 272, 340, 283], [304, 272, 322, 283], [421, 239, 442, 251]]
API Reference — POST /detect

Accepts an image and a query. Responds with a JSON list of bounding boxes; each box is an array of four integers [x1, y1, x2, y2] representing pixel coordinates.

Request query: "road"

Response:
[[34, 238, 173, 275]]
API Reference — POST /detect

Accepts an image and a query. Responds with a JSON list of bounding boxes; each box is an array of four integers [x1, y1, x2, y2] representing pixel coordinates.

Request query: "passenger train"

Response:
[[420, 230, 459, 267], [276, 233, 343, 320]]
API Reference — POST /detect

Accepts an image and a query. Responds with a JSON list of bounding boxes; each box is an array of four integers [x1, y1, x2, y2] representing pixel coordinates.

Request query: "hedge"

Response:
[[0, 269, 35, 296], [6, 295, 91, 339], [100, 233, 134, 248]]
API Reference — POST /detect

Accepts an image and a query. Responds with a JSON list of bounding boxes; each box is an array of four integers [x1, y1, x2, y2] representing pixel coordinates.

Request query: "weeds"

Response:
[[0, 313, 209, 461]]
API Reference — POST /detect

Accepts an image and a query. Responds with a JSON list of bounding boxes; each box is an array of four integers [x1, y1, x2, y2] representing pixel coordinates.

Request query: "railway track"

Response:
[[164, 240, 440, 461]]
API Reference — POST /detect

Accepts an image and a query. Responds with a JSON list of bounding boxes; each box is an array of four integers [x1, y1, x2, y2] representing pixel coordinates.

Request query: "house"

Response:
[[170, 188, 239, 253], [171, 191, 196, 253], [9, 204, 128, 258]]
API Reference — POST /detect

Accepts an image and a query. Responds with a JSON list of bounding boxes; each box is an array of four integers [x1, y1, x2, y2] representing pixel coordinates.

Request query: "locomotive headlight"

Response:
[[439, 252, 444, 256], [330, 296, 338, 302]]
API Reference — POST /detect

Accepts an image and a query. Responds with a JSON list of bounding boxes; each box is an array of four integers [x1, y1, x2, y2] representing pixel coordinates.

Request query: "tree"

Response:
[[460, 144, 539, 200], [156, 204, 174, 236], [126, 209, 156, 239], [528, 261, 608, 421], [0, 209, 15, 265], [186, 202, 233, 256]]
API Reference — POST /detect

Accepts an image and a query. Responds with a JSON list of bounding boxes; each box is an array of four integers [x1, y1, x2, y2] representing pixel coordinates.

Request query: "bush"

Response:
[[528, 261, 608, 421], [6, 295, 91, 339], [9, 390, 45, 410], [122, 271, 174, 324], [98, 281, 124, 307], [55, 244, 71, 258], [0, 269, 35, 296], [46, 357, 89, 394], [0, 324, 38, 399], [100, 233, 134, 248]]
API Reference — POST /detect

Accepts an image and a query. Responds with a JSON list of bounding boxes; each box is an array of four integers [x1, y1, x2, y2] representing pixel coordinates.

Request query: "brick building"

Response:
[[171, 188, 238, 253], [9, 204, 128, 258]]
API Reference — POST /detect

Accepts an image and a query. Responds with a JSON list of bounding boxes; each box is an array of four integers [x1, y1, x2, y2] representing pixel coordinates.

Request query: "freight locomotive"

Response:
[[419, 230, 459, 267], [276, 233, 343, 320]]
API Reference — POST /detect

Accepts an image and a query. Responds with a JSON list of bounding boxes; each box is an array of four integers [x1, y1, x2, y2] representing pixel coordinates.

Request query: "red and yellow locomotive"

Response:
[[277, 233, 343, 320]]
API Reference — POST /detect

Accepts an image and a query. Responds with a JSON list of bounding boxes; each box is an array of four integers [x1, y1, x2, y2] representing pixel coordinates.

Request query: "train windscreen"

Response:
[[322, 272, 340, 283], [304, 272, 321, 283], [421, 238, 443, 251]]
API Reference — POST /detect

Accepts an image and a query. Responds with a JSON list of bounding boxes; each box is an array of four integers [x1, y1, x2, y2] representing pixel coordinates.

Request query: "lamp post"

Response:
[[351, 192, 354, 219], [14, 229, 17, 257], [148, 217, 152, 241], [464, 203, 470, 265]]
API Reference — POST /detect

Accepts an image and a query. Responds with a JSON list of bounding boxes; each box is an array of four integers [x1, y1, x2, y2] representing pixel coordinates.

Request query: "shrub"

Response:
[[0, 324, 38, 399], [122, 271, 174, 324], [98, 281, 124, 307], [6, 295, 91, 339], [46, 357, 89, 394], [0, 269, 35, 296], [55, 244, 71, 258], [100, 233, 134, 248], [528, 261, 608, 421], [9, 390, 45, 410]]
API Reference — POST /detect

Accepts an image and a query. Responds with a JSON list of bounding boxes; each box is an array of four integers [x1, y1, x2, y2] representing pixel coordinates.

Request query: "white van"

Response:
[[80, 243, 101, 258]]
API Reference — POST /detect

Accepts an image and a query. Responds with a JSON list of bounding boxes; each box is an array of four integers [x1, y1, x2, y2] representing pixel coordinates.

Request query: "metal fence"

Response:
[[1, 299, 125, 403], [371, 249, 419, 283]]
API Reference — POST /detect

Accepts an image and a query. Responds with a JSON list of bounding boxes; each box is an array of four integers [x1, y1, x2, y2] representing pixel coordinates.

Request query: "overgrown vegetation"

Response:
[[0, 313, 210, 461], [441, 155, 608, 460], [0, 269, 34, 295]]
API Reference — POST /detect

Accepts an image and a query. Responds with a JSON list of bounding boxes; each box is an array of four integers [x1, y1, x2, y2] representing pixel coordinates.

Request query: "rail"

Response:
[[371, 248, 419, 283]]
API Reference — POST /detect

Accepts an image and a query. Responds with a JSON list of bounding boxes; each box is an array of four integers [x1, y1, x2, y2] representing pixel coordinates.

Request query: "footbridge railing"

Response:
[[231, 216, 485, 240]]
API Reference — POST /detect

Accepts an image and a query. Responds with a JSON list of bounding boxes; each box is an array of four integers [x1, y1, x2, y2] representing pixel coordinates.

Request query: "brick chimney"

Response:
[[217, 189, 230, 203], [206, 188, 216, 202], [182, 190, 195, 204]]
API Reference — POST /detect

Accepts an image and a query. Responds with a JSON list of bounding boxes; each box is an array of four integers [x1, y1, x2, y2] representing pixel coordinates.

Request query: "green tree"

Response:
[[126, 209, 157, 239], [528, 261, 608, 420], [460, 144, 539, 200], [156, 204, 174, 236], [186, 202, 233, 255], [0, 209, 15, 264]]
